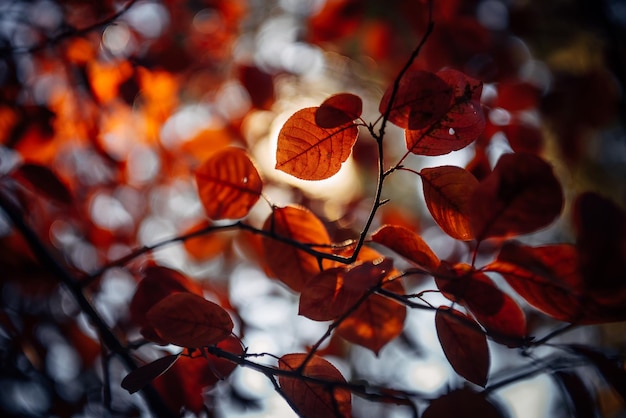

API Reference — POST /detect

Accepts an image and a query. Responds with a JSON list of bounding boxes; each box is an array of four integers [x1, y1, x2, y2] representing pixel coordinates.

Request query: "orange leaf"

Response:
[[337, 279, 406, 354], [146, 293, 233, 348], [299, 259, 393, 321], [405, 69, 485, 156], [420, 166, 479, 240], [122, 354, 180, 394], [195, 147, 263, 220], [379, 70, 453, 130], [315, 93, 363, 128], [371, 225, 439, 270], [182, 220, 231, 261], [469, 153, 563, 240], [435, 307, 489, 387], [276, 107, 358, 180], [422, 388, 505, 418], [262, 206, 331, 291], [278, 354, 351, 418]]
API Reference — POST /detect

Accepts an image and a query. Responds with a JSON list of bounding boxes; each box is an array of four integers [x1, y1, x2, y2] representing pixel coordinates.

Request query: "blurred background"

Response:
[[0, 0, 624, 417]]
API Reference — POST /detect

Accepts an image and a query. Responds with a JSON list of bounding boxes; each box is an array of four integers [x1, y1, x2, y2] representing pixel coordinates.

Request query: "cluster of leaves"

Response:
[[1, 1, 625, 417]]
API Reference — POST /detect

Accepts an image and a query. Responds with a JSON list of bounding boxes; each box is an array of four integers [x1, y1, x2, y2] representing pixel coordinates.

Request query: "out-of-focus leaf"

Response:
[[195, 147, 263, 220], [315, 93, 363, 128], [13, 163, 73, 204], [503, 122, 543, 154], [469, 153, 563, 240], [380, 70, 452, 130], [422, 388, 504, 418], [276, 107, 358, 180], [262, 205, 331, 292], [278, 353, 351, 418], [182, 220, 231, 261], [122, 354, 180, 394], [495, 81, 541, 111], [435, 307, 489, 387], [420, 165, 479, 240], [554, 371, 599, 418], [146, 293, 233, 348], [568, 345, 626, 403], [371, 225, 439, 270]]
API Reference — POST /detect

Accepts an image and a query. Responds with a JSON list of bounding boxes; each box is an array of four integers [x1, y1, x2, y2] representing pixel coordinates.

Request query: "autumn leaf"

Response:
[[405, 69, 485, 156], [12, 162, 73, 204], [420, 165, 479, 240], [435, 306, 490, 387], [422, 388, 504, 418], [315, 93, 363, 128], [262, 205, 332, 292], [146, 293, 233, 348], [195, 147, 263, 220], [182, 220, 231, 261], [122, 354, 180, 394], [278, 354, 351, 418], [299, 258, 393, 321], [469, 153, 563, 240], [337, 279, 406, 354], [276, 107, 358, 180], [379, 70, 452, 130], [371, 224, 439, 270], [553, 371, 598, 418]]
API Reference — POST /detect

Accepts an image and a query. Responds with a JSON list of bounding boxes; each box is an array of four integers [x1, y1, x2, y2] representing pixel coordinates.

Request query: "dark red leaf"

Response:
[[379, 70, 452, 130], [435, 307, 490, 387], [315, 93, 363, 128], [568, 345, 626, 403], [503, 122, 543, 154], [122, 354, 180, 394], [469, 153, 563, 240], [554, 371, 599, 418], [495, 81, 541, 111], [422, 388, 504, 418], [13, 163, 73, 204]]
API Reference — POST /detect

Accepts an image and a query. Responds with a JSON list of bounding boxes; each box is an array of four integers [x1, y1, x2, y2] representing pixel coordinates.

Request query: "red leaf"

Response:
[[238, 64, 275, 110], [337, 279, 406, 354], [299, 259, 393, 321], [278, 354, 351, 418], [146, 293, 233, 348], [554, 371, 598, 418], [379, 70, 453, 130], [503, 122, 543, 154], [420, 166, 479, 240], [13, 163, 73, 204], [405, 69, 485, 156], [195, 147, 263, 220], [568, 345, 626, 403], [469, 153, 563, 240], [262, 205, 332, 292], [495, 81, 541, 111], [435, 307, 490, 387], [422, 388, 504, 418], [371, 225, 440, 270], [122, 354, 180, 394], [276, 107, 358, 180], [315, 93, 363, 128]]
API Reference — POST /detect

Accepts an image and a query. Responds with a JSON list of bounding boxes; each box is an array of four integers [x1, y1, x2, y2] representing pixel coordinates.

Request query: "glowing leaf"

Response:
[[371, 225, 439, 270], [195, 147, 263, 220], [405, 69, 484, 156], [420, 166, 479, 240], [146, 293, 233, 348], [469, 153, 563, 240], [315, 93, 363, 128], [182, 220, 231, 261], [299, 259, 393, 321], [337, 279, 406, 354], [423, 388, 504, 418], [379, 70, 452, 129], [262, 206, 331, 292], [276, 107, 358, 180], [435, 307, 489, 387], [278, 354, 351, 418], [122, 354, 180, 394]]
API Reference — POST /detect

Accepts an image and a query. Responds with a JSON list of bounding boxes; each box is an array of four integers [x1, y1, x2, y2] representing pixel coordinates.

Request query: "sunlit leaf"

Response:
[[420, 166, 479, 240], [469, 153, 563, 240], [122, 354, 180, 394], [405, 69, 484, 156], [278, 354, 351, 418], [435, 307, 489, 387], [262, 205, 331, 292], [276, 107, 358, 180], [423, 388, 504, 418], [182, 220, 231, 261], [146, 293, 233, 348], [337, 279, 406, 354], [195, 147, 263, 220], [315, 93, 363, 128], [379, 70, 452, 130], [371, 225, 439, 270], [299, 259, 393, 321], [13, 163, 73, 204]]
